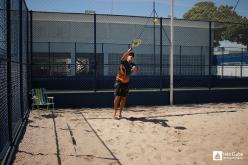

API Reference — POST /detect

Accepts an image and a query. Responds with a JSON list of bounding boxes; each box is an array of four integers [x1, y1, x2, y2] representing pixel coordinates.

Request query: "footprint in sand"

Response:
[[28, 120, 34, 123], [107, 139, 114, 143], [152, 130, 158, 134], [84, 155, 94, 162], [140, 146, 145, 153], [147, 144, 158, 151], [126, 153, 138, 160], [240, 137, 245, 144], [70, 118, 79, 121], [84, 129, 92, 133], [185, 149, 196, 154], [74, 122, 81, 127], [154, 153, 161, 160]]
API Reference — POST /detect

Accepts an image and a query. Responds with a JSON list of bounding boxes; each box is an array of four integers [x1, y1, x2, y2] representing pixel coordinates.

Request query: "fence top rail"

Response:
[[32, 41, 211, 48], [30, 10, 248, 25]]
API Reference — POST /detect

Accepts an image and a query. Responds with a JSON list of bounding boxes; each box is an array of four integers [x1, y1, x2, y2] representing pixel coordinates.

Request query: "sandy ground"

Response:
[[13, 102, 248, 165]]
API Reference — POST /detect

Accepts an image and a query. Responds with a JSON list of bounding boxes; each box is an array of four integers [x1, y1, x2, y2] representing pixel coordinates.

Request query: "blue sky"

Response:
[[26, 0, 248, 18]]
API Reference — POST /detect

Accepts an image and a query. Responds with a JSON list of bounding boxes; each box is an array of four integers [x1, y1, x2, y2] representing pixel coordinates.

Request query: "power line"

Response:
[[233, 0, 240, 11], [111, 0, 113, 14]]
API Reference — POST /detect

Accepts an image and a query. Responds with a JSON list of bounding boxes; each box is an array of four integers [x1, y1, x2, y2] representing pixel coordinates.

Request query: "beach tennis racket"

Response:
[[130, 39, 142, 48]]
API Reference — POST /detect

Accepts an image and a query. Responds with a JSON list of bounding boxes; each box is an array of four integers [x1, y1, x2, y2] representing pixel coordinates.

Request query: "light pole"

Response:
[[170, 0, 174, 105]]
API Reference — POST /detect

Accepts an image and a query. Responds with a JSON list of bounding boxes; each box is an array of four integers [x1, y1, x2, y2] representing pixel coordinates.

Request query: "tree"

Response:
[[183, 1, 248, 47], [183, 2, 217, 21]]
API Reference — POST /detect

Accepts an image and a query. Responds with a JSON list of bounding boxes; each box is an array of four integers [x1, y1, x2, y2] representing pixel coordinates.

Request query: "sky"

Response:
[[25, 0, 248, 19]]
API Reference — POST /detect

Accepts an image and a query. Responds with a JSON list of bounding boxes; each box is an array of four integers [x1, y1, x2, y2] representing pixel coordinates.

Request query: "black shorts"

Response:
[[114, 81, 129, 97]]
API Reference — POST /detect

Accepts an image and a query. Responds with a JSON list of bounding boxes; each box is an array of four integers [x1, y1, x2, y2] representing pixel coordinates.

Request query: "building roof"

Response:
[[219, 40, 246, 49]]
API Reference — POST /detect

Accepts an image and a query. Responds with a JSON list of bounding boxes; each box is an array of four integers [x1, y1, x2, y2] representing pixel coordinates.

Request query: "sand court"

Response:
[[14, 103, 248, 165]]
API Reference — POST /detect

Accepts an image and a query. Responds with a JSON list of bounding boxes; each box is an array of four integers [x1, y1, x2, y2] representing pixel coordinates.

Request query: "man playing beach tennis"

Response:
[[113, 48, 138, 119]]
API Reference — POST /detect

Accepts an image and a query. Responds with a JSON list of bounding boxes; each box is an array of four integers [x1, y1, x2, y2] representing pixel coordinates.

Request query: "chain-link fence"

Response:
[[0, 0, 31, 163], [31, 11, 248, 91], [213, 21, 248, 80], [0, 0, 247, 163]]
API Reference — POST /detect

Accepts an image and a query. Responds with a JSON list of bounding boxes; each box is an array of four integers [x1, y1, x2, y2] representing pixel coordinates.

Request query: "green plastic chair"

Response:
[[32, 88, 54, 111]]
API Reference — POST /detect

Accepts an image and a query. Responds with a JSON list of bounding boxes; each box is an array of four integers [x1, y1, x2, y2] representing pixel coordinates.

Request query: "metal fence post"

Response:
[[48, 42, 51, 76], [208, 21, 212, 90], [6, 0, 13, 144], [74, 42, 77, 76], [101, 43, 104, 54], [221, 47, 224, 78], [179, 45, 182, 76], [94, 13, 97, 91], [26, 6, 29, 109], [241, 48, 243, 78], [30, 11, 33, 87], [153, 15, 156, 76], [200, 46, 203, 76], [159, 17, 162, 91], [19, 0, 24, 120]]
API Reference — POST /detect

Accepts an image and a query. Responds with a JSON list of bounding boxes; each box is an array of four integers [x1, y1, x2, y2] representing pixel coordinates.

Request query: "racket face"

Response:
[[153, 18, 159, 24], [131, 39, 142, 48]]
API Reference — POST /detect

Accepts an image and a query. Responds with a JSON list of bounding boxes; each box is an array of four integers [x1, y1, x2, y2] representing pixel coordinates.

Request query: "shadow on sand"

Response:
[[123, 117, 186, 130]]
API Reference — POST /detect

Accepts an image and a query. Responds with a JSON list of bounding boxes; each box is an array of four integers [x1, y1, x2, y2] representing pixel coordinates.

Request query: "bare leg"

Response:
[[119, 97, 126, 118], [114, 96, 120, 118]]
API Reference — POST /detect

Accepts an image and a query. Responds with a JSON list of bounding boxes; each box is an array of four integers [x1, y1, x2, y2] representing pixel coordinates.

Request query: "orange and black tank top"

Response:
[[116, 60, 136, 84]]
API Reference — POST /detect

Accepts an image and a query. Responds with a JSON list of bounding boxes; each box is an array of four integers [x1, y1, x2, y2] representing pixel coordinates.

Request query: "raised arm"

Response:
[[121, 48, 133, 61]]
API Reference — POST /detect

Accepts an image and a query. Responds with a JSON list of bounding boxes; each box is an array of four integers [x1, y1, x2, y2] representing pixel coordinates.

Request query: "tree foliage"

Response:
[[183, 1, 248, 47]]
